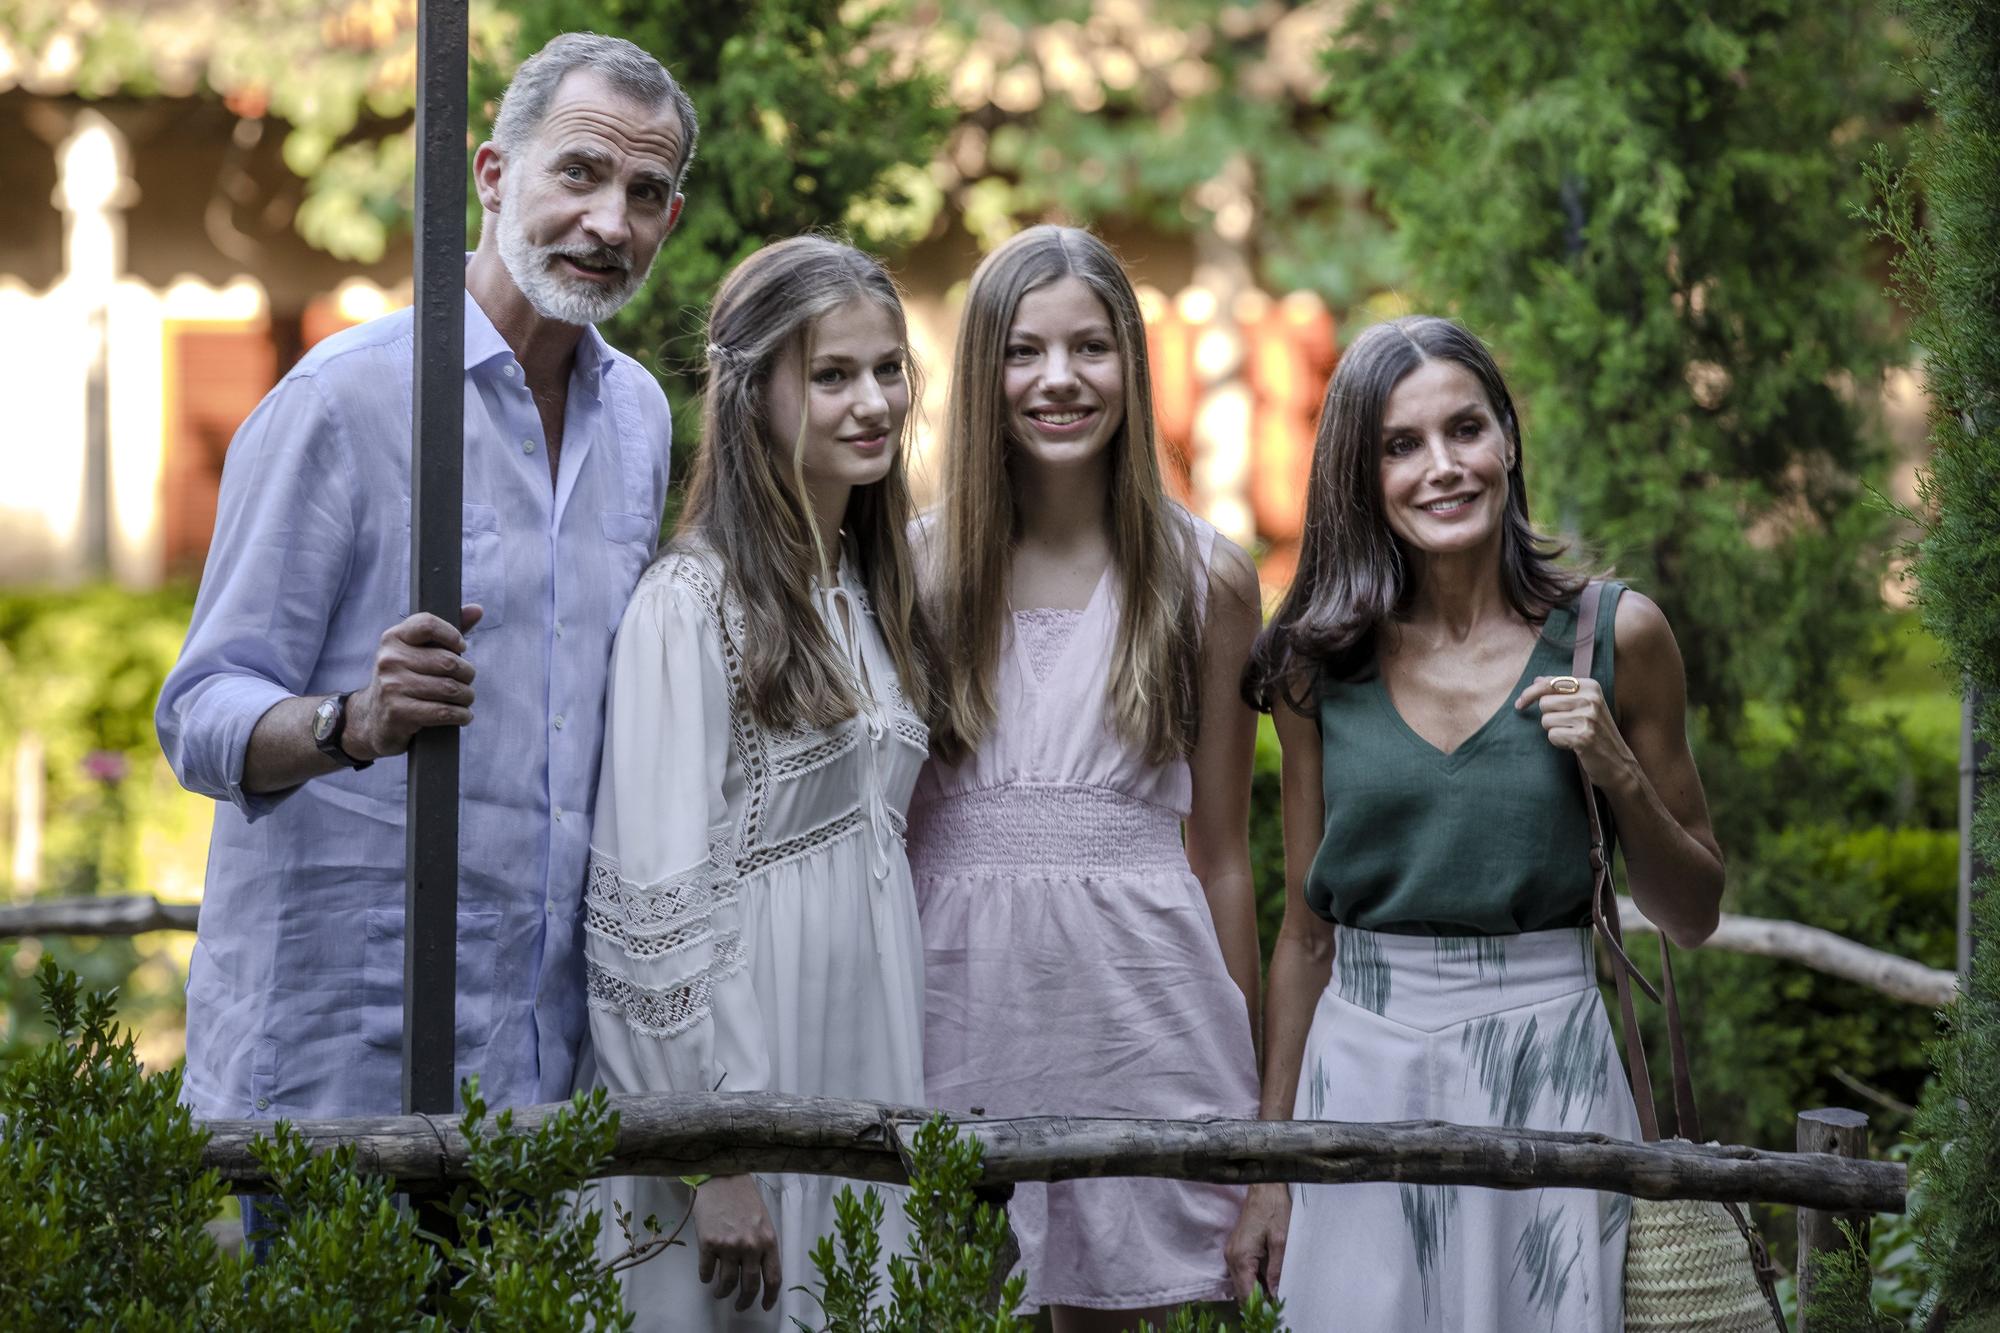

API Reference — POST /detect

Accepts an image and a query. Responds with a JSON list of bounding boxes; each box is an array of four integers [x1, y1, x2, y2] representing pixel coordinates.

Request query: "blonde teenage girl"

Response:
[[910, 225, 1263, 1331], [584, 237, 937, 1331]]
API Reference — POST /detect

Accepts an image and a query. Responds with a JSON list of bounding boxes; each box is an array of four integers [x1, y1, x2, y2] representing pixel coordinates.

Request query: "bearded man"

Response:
[[157, 33, 693, 1151]]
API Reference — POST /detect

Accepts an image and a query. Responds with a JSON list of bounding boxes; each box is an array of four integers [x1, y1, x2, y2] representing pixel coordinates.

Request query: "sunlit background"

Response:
[[0, 0, 1960, 1186]]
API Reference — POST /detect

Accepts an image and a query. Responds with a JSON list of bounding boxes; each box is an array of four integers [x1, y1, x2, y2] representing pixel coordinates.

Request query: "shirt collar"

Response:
[[462, 286, 612, 404], [570, 320, 610, 403], [462, 287, 513, 373]]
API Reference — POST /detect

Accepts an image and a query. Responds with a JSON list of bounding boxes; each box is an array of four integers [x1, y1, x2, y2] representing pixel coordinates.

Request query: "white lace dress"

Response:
[[581, 549, 930, 1332]]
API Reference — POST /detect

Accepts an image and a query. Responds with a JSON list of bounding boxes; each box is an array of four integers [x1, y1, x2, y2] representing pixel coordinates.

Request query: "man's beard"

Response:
[[497, 205, 652, 327]]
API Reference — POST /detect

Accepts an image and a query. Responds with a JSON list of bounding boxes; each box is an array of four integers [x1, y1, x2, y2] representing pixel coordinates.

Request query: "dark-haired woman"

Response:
[[1225, 316, 1724, 1332]]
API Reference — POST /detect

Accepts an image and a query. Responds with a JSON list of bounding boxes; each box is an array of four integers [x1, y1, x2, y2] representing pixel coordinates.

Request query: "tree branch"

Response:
[[0, 894, 199, 936], [1, 894, 1959, 1009], [1617, 895, 1959, 1007]]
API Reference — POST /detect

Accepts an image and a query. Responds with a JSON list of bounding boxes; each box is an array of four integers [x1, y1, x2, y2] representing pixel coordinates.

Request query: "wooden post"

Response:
[[1796, 1107, 1871, 1331]]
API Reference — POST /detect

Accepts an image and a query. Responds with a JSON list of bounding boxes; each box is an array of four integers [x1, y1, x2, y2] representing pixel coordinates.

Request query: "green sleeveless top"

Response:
[[1303, 582, 1624, 936]]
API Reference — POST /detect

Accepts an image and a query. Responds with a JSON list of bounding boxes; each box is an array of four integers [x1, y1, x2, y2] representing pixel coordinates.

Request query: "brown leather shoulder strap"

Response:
[[1574, 580, 1704, 1141], [1573, 582, 1659, 1141]]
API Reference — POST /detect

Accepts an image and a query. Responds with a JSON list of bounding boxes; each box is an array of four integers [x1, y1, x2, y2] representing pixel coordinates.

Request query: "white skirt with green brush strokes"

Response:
[[1279, 925, 1642, 1332]]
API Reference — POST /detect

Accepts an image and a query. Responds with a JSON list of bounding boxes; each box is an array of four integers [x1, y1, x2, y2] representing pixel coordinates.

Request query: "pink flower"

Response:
[[81, 750, 129, 783]]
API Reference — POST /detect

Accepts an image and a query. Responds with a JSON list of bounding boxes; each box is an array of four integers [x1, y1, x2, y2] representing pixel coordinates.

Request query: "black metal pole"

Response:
[[404, 0, 466, 1126]]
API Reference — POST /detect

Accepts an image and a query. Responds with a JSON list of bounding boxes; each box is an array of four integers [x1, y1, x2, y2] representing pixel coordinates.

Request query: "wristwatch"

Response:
[[312, 692, 372, 770]]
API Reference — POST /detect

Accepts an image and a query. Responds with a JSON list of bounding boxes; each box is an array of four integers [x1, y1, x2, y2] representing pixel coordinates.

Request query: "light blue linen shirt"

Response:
[[157, 288, 671, 1121]]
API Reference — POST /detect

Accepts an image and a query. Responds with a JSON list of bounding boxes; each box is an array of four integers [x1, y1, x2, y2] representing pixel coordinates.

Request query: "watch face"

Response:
[[313, 697, 339, 743]]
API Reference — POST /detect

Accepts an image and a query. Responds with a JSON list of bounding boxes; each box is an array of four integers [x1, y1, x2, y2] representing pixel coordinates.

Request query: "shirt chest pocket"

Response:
[[599, 510, 658, 630], [461, 504, 506, 630], [401, 501, 507, 631]]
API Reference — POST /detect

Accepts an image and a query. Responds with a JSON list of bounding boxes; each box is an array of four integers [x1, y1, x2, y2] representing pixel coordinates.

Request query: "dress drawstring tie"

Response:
[[816, 581, 896, 884]]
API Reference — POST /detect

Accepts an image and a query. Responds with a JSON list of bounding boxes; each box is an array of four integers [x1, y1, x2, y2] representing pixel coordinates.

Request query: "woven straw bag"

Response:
[[1625, 1198, 1784, 1330], [1568, 582, 1788, 1333]]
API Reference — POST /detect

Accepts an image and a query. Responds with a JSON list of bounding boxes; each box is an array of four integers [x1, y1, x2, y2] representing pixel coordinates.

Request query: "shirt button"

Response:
[[255, 1097, 270, 1111], [502, 363, 517, 378], [546, 901, 558, 916], [554, 620, 565, 637], [553, 714, 566, 731], [553, 806, 564, 822], [521, 439, 536, 454]]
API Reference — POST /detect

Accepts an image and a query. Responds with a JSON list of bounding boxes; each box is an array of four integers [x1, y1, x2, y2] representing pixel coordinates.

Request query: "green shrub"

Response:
[[1799, 1221, 1903, 1333], [3, 962, 1277, 1330], [0, 958, 223, 1326], [1624, 825, 1956, 1157], [810, 1116, 1287, 1332], [1250, 715, 1285, 965], [1866, 0, 2000, 1317], [0, 585, 210, 1048], [0, 957, 627, 1329], [1912, 885, 2000, 1324]]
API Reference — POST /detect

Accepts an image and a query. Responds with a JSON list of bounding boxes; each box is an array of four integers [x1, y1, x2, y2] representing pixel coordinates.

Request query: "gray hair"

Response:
[[492, 32, 699, 194]]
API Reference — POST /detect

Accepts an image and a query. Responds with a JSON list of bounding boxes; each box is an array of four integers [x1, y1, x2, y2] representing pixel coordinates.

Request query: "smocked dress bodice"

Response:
[[909, 534, 1204, 884]]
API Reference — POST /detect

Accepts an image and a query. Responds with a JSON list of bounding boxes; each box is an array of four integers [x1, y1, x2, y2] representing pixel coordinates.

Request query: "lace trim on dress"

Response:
[[1015, 608, 1085, 684], [770, 727, 857, 782], [585, 934, 747, 1039], [583, 837, 738, 964], [658, 549, 923, 886], [582, 834, 750, 1041], [668, 557, 772, 848], [736, 806, 865, 877]]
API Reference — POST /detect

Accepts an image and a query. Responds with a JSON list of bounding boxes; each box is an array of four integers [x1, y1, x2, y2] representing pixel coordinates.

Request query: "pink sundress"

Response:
[[908, 514, 1260, 1311]]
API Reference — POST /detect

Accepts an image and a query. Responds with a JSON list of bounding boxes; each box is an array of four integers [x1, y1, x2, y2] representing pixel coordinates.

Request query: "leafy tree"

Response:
[[0, 0, 518, 261], [478, 0, 953, 424], [917, 0, 1390, 306], [1, 0, 950, 432], [1867, 0, 2000, 1323], [1327, 0, 1903, 854]]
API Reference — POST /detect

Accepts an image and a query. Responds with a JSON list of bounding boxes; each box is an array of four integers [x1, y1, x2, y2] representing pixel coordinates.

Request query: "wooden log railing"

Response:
[[4, 893, 1959, 1007], [0, 894, 199, 936], [193, 1091, 1908, 1216]]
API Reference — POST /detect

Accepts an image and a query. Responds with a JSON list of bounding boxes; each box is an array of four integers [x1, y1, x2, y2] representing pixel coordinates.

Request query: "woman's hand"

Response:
[[1514, 675, 1636, 795], [1515, 593, 1725, 947], [1226, 1181, 1292, 1299], [692, 1174, 781, 1312]]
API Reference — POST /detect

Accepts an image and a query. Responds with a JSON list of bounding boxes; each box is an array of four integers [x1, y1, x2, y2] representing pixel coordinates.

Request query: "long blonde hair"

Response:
[[676, 236, 936, 731], [930, 225, 1200, 764]]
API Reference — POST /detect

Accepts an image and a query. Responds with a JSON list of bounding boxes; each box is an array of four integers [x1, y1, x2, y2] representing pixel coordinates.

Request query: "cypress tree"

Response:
[[1870, 0, 2000, 1323], [1328, 0, 1899, 850]]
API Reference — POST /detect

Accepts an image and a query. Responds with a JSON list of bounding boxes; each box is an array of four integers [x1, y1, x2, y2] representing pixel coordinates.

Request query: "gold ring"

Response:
[[1551, 675, 1581, 694]]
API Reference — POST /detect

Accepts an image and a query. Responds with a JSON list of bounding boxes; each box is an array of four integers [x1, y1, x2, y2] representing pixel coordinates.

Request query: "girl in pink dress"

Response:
[[909, 225, 1263, 1330]]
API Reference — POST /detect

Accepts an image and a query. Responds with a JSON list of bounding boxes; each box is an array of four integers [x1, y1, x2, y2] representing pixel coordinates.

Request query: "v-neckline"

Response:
[[1372, 608, 1566, 766], [1008, 562, 1113, 691]]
